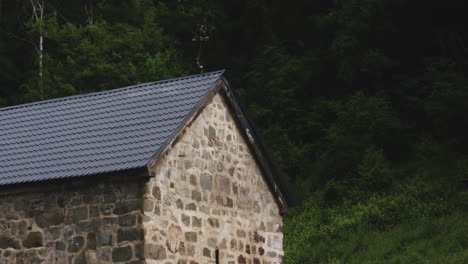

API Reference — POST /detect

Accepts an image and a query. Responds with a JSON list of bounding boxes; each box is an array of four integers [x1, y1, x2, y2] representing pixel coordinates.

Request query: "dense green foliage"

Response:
[[1, 0, 467, 263]]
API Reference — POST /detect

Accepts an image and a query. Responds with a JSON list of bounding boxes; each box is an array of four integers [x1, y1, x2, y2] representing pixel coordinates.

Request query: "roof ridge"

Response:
[[0, 70, 225, 112]]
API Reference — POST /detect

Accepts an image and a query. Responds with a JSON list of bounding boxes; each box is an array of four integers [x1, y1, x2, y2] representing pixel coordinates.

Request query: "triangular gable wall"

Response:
[[147, 79, 289, 213]]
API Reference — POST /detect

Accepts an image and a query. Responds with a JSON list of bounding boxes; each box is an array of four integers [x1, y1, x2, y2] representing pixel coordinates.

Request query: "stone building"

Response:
[[0, 71, 293, 264]]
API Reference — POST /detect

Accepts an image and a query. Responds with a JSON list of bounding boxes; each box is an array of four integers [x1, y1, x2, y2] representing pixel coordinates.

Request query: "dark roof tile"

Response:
[[0, 71, 224, 185]]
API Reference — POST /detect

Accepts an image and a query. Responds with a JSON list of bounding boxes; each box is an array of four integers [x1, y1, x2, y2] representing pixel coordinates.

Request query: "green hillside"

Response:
[[286, 179, 467, 263]]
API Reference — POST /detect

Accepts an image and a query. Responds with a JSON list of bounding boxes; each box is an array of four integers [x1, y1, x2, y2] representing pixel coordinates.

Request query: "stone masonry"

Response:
[[0, 176, 145, 264], [144, 93, 284, 264]]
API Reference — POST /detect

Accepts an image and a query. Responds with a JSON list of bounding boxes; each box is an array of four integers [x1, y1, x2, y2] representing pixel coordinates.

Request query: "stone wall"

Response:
[[144, 93, 284, 264], [0, 176, 145, 264]]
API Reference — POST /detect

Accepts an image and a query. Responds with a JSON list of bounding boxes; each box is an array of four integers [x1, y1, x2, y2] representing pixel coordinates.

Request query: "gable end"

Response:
[[147, 79, 291, 213]]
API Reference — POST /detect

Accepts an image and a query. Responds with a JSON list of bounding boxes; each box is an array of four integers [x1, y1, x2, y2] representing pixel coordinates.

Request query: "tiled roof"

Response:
[[0, 70, 224, 185]]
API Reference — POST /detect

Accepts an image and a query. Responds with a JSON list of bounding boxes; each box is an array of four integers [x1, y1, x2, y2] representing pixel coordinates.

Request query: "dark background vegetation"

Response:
[[1, 0, 467, 262]]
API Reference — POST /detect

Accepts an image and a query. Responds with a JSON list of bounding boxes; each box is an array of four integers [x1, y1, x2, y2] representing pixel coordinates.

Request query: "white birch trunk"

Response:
[[30, 0, 44, 99]]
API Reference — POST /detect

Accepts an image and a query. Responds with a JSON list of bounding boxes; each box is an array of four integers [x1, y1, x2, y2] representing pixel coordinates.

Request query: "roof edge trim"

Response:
[[0, 70, 226, 112], [219, 77, 292, 213]]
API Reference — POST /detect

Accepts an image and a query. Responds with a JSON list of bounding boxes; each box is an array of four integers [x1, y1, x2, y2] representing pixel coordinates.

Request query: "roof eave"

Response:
[[0, 167, 149, 194]]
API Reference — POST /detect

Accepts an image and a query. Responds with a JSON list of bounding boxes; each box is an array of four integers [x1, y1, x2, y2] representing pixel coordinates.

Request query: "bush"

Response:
[[284, 176, 461, 264]]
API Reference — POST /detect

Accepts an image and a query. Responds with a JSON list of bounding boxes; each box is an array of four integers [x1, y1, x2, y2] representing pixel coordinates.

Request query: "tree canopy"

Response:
[[1, 0, 466, 262]]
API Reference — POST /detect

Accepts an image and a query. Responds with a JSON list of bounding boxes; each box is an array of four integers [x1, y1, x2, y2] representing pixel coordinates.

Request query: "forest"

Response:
[[1, 0, 467, 263]]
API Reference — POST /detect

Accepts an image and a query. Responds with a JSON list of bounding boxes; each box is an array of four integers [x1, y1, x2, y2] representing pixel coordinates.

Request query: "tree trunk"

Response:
[[84, 0, 94, 25], [30, 0, 44, 99]]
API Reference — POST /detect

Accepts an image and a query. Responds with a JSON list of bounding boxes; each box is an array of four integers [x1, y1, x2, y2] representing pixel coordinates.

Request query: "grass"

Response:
[[284, 179, 468, 264], [287, 211, 467, 264]]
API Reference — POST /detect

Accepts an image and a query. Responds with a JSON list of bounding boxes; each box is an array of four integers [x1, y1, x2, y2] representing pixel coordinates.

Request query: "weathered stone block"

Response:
[[100, 204, 114, 215], [71, 197, 83, 206], [97, 230, 115, 247], [22, 231, 43, 248], [117, 228, 142, 242], [216, 162, 225, 172], [166, 224, 182, 254], [152, 186, 161, 200], [219, 176, 231, 194], [36, 209, 64, 228], [208, 126, 216, 139], [0, 237, 20, 249], [185, 203, 196, 211], [192, 216, 202, 228], [21, 250, 43, 263], [55, 241, 66, 251], [238, 255, 247, 264], [44, 226, 61, 240], [226, 197, 233, 208], [89, 206, 99, 218], [102, 194, 116, 203], [145, 244, 166, 260], [114, 201, 139, 215], [191, 190, 202, 201], [176, 199, 183, 209], [254, 232, 265, 243], [202, 149, 210, 159], [203, 247, 211, 257], [208, 218, 219, 228], [102, 217, 118, 227], [240, 186, 250, 196], [186, 244, 195, 257], [185, 160, 192, 169], [98, 247, 112, 262], [83, 194, 95, 204], [11, 220, 28, 238], [220, 238, 227, 249], [87, 251, 99, 264], [181, 214, 190, 226], [72, 206, 88, 223], [200, 173, 212, 191], [142, 199, 154, 212], [189, 174, 197, 186], [87, 232, 97, 250], [112, 245, 133, 262], [118, 214, 136, 227], [154, 204, 161, 215], [258, 247, 265, 255], [68, 236, 84, 252], [184, 232, 197, 242], [76, 219, 101, 233], [135, 243, 144, 259], [232, 183, 239, 195], [74, 251, 86, 264], [207, 237, 217, 248], [178, 241, 186, 255], [231, 239, 237, 250]]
